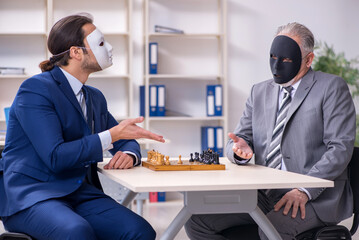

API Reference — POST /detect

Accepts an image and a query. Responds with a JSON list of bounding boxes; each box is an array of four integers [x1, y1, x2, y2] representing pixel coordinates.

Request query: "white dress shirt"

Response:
[[59, 68, 138, 165]]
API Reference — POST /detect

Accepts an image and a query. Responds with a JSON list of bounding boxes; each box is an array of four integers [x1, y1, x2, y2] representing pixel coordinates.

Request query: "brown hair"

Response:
[[39, 14, 93, 72]]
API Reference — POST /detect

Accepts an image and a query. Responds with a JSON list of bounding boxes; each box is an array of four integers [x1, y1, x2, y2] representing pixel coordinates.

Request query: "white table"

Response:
[[98, 158, 333, 240]]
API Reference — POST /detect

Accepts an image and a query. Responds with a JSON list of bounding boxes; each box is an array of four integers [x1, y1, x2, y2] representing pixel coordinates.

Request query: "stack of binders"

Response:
[[140, 85, 166, 117], [201, 126, 224, 157], [206, 84, 223, 116]]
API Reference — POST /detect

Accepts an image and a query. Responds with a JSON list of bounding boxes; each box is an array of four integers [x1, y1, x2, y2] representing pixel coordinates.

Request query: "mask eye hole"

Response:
[[99, 41, 104, 47], [270, 54, 278, 60], [282, 58, 292, 63]]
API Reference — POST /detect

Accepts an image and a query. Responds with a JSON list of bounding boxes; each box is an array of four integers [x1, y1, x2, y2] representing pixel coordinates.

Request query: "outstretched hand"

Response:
[[109, 117, 165, 143], [228, 132, 253, 159]]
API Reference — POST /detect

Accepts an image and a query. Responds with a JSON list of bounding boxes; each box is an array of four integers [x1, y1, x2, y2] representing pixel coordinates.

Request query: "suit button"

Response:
[[77, 180, 82, 184]]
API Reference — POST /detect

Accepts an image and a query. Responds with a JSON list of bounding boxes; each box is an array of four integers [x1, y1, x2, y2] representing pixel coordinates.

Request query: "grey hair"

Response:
[[276, 22, 314, 55]]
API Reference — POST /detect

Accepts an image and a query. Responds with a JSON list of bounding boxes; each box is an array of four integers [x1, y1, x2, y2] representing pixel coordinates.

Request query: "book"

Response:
[[0, 67, 25, 75], [157, 192, 166, 202], [154, 25, 184, 34]]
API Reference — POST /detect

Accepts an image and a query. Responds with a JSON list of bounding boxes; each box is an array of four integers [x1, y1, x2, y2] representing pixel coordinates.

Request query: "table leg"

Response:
[[136, 199, 144, 216], [160, 206, 192, 240], [120, 189, 137, 207], [249, 206, 282, 240]]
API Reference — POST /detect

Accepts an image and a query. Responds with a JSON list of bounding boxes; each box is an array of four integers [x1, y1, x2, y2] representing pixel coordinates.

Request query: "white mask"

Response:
[[86, 28, 113, 70]]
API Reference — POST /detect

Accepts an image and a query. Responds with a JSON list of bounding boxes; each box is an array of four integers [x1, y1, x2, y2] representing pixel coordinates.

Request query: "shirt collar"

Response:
[[59, 67, 84, 96], [280, 78, 301, 95]]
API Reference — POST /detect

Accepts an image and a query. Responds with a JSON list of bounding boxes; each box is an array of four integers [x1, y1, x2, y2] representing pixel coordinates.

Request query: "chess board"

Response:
[[142, 160, 225, 171]]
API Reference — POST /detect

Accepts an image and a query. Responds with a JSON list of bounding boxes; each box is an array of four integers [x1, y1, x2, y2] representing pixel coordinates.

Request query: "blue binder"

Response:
[[214, 85, 223, 116], [139, 85, 158, 116], [201, 126, 215, 152], [157, 85, 166, 116], [157, 192, 166, 202], [149, 42, 158, 74], [149, 85, 157, 116], [215, 127, 224, 157], [139, 86, 145, 117], [206, 85, 223, 116]]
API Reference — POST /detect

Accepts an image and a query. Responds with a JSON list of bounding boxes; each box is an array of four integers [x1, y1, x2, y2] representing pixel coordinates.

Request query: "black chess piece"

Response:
[[189, 153, 194, 162], [194, 152, 200, 162]]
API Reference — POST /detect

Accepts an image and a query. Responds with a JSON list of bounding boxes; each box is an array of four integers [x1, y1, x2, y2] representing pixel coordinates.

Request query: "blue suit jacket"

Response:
[[0, 66, 141, 217]]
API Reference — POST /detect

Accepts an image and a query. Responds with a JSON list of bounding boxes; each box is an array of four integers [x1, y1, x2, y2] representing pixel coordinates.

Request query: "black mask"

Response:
[[269, 35, 302, 84]]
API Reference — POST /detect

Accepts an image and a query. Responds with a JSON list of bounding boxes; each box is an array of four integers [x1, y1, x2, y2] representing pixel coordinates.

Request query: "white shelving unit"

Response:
[[142, 0, 228, 156], [0, 0, 134, 127]]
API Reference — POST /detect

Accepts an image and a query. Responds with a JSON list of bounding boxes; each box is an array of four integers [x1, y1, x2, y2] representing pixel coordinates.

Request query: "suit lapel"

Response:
[[286, 69, 316, 124], [50, 67, 84, 118], [265, 81, 280, 149]]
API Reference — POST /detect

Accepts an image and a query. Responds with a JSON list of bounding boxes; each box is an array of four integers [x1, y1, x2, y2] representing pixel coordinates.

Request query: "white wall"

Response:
[[226, 0, 359, 132], [130, 0, 359, 155]]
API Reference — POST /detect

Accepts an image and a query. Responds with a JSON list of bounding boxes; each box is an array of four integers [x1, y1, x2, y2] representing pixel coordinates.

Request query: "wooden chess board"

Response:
[[142, 160, 225, 171]]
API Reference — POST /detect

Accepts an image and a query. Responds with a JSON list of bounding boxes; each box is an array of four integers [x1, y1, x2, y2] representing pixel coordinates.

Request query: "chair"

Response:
[[0, 219, 33, 240], [296, 146, 359, 240], [221, 147, 359, 240], [0, 232, 33, 240]]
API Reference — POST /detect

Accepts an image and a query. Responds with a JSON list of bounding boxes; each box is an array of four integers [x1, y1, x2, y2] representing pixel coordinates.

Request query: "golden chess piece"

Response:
[[165, 156, 170, 165], [178, 155, 183, 165]]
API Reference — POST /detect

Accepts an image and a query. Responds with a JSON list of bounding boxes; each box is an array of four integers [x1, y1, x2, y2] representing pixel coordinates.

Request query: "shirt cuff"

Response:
[[98, 130, 113, 152], [123, 151, 139, 166], [233, 153, 250, 165], [298, 187, 312, 200]]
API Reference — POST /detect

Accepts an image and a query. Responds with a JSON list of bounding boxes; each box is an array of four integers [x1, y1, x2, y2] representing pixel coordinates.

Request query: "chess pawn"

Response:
[[178, 155, 183, 165], [160, 154, 165, 165], [189, 153, 194, 162], [165, 156, 170, 165]]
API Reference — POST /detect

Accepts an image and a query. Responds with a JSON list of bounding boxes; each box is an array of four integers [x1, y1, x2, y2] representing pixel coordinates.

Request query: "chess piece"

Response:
[[165, 156, 170, 165], [178, 155, 183, 165], [194, 152, 200, 162], [189, 153, 194, 162]]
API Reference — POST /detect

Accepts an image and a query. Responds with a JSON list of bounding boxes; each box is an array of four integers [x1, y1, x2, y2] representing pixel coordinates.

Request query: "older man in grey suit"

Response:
[[185, 23, 356, 240]]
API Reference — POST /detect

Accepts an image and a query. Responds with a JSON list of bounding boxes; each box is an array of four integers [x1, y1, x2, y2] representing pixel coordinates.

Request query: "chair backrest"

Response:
[[349, 147, 359, 235]]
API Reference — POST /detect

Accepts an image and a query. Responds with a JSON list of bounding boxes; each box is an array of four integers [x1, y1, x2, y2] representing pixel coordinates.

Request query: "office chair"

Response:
[[296, 146, 359, 240], [222, 147, 359, 240]]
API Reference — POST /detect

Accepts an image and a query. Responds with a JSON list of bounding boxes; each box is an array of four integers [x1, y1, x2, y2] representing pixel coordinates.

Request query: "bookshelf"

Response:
[[0, 0, 133, 125], [142, 0, 228, 156]]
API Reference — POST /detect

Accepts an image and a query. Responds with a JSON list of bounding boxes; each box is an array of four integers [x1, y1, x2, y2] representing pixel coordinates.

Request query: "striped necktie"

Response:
[[265, 86, 293, 169]]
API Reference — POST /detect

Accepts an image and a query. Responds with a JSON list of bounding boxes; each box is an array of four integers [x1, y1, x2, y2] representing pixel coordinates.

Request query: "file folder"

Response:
[[215, 127, 224, 157], [214, 85, 223, 116], [157, 192, 166, 202], [201, 127, 215, 152], [206, 85, 223, 116], [149, 42, 158, 74], [139, 86, 145, 117], [206, 85, 215, 116], [157, 85, 166, 116], [150, 85, 157, 116], [139, 85, 158, 116]]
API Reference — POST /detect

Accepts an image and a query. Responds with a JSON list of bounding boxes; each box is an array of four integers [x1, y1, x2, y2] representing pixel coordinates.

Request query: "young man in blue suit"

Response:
[[185, 23, 356, 239], [0, 14, 164, 240]]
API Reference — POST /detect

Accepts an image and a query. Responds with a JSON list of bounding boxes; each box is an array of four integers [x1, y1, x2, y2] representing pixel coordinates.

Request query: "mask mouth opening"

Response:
[[273, 74, 280, 77]]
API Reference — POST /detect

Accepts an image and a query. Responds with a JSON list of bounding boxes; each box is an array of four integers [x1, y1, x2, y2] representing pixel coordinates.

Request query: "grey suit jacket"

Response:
[[226, 69, 356, 223]]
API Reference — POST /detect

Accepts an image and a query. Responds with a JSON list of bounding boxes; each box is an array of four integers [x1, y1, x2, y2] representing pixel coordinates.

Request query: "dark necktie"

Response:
[[265, 86, 293, 169], [82, 86, 93, 132]]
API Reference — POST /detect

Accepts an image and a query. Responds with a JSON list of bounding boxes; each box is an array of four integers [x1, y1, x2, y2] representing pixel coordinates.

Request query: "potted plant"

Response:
[[312, 42, 359, 146]]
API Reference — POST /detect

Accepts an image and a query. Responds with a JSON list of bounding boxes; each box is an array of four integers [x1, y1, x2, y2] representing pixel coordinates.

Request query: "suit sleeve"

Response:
[[104, 107, 141, 166], [306, 77, 356, 199], [15, 78, 103, 173], [226, 85, 254, 164]]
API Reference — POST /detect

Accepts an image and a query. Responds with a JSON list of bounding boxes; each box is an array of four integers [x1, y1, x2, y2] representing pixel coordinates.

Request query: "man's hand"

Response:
[[274, 188, 309, 219], [109, 116, 165, 143], [228, 132, 253, 159], [104, 151, 133, 169]]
